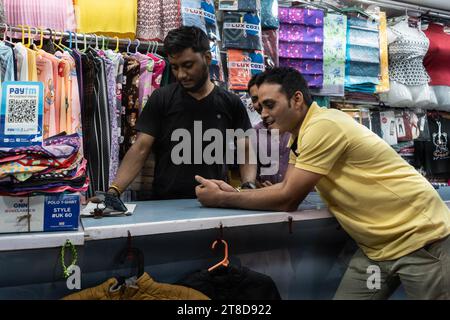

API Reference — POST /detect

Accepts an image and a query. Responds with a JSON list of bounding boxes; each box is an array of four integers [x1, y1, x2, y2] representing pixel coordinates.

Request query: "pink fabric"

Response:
[[4, 0, 76, 37], [36, 53, 55, 139]]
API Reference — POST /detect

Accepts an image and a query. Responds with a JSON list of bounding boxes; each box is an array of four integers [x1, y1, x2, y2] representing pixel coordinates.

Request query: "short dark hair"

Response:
[[163, 26, 210, 56], [255, 67, 313, 106], [247, 73, 260, 92]]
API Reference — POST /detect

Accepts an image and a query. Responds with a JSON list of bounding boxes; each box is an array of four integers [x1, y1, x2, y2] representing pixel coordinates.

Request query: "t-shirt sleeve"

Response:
[[293, 119, 349, 175], [135, 89, 162, 138], [231, 94, 252, 131]]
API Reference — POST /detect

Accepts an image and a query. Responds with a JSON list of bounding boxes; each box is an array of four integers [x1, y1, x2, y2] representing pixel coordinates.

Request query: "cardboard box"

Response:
[[0, 193, 80, 233]]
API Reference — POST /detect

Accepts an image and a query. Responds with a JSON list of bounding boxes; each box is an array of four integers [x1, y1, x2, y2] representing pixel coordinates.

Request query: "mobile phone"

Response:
[[95, 191, 128, 212]]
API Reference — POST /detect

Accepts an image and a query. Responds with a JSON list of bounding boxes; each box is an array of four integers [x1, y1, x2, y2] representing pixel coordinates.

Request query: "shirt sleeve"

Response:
[[135, 89, 162, 138], [293, 119, 349, 175]]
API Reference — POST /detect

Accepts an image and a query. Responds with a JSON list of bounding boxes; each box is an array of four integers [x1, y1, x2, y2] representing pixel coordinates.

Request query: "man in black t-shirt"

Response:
[[107, 26, 256, 200]]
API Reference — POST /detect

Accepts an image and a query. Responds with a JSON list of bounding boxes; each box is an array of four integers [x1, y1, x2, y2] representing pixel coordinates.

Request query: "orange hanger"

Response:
[[208, 239, 229, 272]]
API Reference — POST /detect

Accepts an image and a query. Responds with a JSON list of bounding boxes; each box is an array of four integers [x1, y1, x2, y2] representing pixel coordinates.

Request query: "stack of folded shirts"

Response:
[[0, 133, 89, 196]]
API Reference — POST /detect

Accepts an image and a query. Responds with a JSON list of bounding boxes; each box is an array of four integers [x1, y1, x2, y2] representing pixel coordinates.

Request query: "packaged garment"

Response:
[[278, 58, 322, 74], [310, 13, 347, 97], [181, 0, 221, 41], [210, 41, 225, 82], [279, 42, 323, 60], [376, 12, 390, 93], [219, 0, 260, 11], [344, 17, 380, 93], [379, 111, 398, 145], [74, 0, 137, 38], [278, 7, 324, 26], [279, 24, 324, 43], [262, 29, 279, 67], [223, 11, 263, 50], [395, 110, 413, 142], [261, 0, 279, 29], [227, 49, 264, 91]]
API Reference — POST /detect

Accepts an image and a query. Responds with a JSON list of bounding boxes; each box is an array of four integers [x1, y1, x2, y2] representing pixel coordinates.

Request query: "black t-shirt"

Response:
[[136, 83, 251, 199]]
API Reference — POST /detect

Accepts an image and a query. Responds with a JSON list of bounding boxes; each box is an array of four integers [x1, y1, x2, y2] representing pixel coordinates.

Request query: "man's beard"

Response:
[[181, 64, 209, 93]]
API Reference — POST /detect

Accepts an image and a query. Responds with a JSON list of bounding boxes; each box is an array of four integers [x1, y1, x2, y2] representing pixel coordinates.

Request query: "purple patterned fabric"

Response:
[[279, 42, 323, 59], [302, 73, 324, 88], [279, 58, 323, 74], [279, 24, 323, 43], [278, 7, 324, 26], [0, 134, 81, 158]]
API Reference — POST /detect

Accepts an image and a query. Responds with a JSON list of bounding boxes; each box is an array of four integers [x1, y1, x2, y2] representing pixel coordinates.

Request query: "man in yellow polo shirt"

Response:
[[195, 67, 450, 300]]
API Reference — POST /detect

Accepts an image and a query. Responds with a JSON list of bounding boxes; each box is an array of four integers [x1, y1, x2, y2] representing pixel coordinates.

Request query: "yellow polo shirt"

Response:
[[289, 102, 450, 261]]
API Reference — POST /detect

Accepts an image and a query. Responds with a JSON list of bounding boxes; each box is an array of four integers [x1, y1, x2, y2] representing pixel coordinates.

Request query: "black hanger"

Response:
[[116, 231, 144, 284]]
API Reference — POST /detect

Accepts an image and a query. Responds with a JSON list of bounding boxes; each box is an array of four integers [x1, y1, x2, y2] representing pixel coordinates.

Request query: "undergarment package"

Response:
[[223, 11, 263, 50], [219, 0, 261, 12], [261, 0, 279, 29], [227, 49, 264, 90], [181, 0, 221, 40]]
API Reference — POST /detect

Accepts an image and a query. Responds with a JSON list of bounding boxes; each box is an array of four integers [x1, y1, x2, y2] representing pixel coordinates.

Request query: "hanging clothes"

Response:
[[311, 13, 347, 97], [74, 0, 138, 38], [177, 265, 281, 300], [136, 0, 182, 41], [120, 55, 140, 160], [0, 42, 15, 83], [63, 272, 209, 300], [3, 0, 76, 33]]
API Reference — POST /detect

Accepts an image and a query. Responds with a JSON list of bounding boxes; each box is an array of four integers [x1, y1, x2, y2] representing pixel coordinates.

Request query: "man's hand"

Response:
[[195, 175, 230, 207]]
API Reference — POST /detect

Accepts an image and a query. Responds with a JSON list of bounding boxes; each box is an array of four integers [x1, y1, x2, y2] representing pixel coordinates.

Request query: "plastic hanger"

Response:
[[134, 39, 140, 54], [36, 28, 44, 49], [17, 25, 27, 47], [114, 36, 119, 52], [208, 239, 229, 272], [117, 231, 144, 283], [126, 38, 132, 54], [2, 24, 15, 46]]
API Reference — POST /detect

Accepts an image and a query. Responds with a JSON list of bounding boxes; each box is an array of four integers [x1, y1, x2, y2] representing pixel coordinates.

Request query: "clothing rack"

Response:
[[0, 24, 164, 53]]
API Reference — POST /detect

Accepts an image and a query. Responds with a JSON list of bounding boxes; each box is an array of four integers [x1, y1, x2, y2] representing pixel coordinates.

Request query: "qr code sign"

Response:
[[7, 98, 37, 124]]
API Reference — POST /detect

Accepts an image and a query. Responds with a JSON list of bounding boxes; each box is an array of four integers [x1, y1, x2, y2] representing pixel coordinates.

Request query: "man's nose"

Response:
[[261, 107, 269, 119], [177, 69, 187, 80]]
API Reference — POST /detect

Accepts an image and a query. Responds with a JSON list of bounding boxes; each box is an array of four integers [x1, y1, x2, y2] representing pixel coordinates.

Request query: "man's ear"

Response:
[[204, 51, 212, 65], [292, 91, 305, 110]]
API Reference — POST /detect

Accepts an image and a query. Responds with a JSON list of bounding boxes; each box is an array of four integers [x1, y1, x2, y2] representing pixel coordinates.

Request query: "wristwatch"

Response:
[[240, 181, 257, 190]]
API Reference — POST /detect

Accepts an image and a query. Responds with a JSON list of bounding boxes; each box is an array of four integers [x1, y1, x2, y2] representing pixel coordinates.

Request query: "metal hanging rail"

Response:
[[279, 0, 450, 20], [0, 24, 164, 52], [353, 0, 450, 19]]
